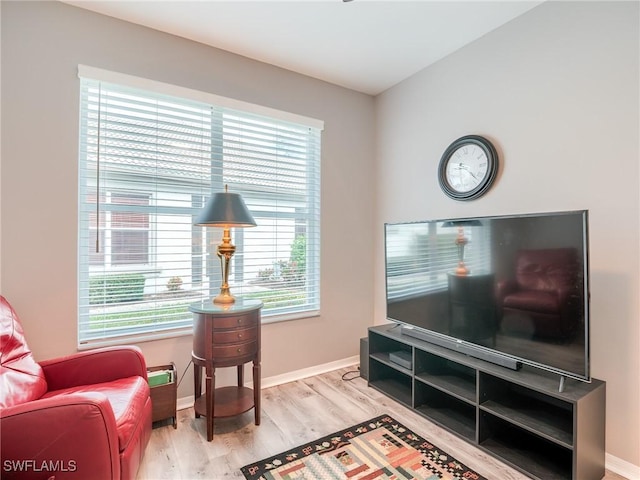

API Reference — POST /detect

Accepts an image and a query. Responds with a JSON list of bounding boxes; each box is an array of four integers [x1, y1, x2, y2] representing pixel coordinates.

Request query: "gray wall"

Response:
[[0, 1, 375, 398], [375, 1, 639, 466]]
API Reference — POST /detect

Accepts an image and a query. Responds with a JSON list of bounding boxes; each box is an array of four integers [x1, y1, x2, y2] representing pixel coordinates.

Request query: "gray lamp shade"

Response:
[[195, 191, 257, 227]]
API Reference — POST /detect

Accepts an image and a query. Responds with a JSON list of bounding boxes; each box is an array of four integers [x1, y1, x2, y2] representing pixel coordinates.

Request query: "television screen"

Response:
[[385, 210, 589, 381]]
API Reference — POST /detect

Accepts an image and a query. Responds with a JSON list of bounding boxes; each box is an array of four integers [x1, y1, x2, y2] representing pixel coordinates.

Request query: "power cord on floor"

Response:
[[341, 367, 361, 381]]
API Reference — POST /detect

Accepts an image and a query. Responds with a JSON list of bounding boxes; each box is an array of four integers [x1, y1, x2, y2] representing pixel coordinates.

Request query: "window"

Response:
[[78, 67, 323, 346]]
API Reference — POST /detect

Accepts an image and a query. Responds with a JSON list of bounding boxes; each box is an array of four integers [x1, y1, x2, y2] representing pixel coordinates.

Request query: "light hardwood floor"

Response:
[[137, 367, 626, 480]]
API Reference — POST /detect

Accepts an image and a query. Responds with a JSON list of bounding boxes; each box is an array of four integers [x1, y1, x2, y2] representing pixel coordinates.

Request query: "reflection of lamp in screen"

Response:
[[195, 185, 256, 305], [442, 220, 482, 275]]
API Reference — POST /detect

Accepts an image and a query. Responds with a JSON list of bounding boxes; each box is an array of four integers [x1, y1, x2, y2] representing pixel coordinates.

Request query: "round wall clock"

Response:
[[438, 135, 499, 201]]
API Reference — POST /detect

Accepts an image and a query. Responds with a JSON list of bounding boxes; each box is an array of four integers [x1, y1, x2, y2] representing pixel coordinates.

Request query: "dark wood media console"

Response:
[[368, 324, 605, 480]]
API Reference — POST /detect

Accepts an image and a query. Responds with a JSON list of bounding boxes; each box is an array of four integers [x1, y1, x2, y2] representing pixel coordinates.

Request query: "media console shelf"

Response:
[[368, 324, 605, 480]]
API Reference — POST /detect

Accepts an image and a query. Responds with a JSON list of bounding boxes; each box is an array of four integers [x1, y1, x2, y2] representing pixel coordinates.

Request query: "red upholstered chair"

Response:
[[496, 248, 582, 339], [0, 296, 152, 480]]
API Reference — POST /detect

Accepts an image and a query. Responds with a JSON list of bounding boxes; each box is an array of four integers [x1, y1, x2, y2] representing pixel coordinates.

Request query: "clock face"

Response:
[[445, 144, 489, 193], [438, 135, 499, 201]]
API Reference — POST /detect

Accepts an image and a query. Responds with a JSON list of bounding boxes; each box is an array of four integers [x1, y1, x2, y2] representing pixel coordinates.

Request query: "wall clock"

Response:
[[438, 135, 499, 201]]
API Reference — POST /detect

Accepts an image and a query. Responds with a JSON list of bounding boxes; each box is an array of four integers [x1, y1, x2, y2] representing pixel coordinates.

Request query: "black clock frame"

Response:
[[438, 135, 499, 201]]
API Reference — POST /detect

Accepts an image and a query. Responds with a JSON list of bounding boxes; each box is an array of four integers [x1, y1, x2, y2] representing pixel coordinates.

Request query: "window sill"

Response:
[[263, 309, 320, 325], [78, 326, 193, 350]]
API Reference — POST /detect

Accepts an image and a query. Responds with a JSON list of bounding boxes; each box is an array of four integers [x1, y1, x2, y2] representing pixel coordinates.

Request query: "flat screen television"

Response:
[[384, 210, 590, 382]]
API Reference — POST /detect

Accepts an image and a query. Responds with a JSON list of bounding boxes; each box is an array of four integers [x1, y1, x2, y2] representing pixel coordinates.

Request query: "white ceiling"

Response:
[[61, 0, 543, 95]]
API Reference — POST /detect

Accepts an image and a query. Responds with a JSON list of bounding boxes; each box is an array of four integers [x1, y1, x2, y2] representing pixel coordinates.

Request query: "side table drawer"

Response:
[[212, 312, 258, 330], [212, 340, 258, 360], [213, 326, 257, 344]]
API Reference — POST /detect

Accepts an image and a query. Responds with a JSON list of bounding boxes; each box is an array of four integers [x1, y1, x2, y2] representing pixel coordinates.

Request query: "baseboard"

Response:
[[177, 395, 193, 412], [176, 354, 360, 412], [174, 357, 638, 480], [260, 355, 359, 389], [606, 453, 640, 480]]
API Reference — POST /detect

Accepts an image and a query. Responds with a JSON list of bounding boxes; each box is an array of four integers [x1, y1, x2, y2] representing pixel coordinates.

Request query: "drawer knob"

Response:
[[237, 347, 242, 353], [237, 319, 243, 324], [238, 333, 243, 338]]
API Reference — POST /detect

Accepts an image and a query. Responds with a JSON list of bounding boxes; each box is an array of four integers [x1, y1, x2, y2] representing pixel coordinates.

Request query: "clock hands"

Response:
[[460, 164, 479, 180], [452, 163, 479, 181]]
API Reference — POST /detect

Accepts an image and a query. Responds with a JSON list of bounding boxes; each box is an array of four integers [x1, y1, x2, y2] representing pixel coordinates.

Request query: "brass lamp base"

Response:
[[213, 227, 237, 305], [213, 288, 236, 305]]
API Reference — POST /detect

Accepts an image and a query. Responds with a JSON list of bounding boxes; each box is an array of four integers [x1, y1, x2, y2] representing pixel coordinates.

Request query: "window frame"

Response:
[[77, 66, 323, 348]]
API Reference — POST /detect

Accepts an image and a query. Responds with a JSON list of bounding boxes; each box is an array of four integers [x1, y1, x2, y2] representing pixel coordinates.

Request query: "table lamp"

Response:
[[195, 185, 257, 304]]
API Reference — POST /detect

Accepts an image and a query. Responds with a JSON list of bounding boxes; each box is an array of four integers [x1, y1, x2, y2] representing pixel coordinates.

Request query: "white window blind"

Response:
[[78, 73, 322, 346]]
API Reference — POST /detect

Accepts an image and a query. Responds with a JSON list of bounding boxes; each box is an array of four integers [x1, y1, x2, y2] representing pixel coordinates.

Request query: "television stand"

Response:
[[368, 324, 605, 480]]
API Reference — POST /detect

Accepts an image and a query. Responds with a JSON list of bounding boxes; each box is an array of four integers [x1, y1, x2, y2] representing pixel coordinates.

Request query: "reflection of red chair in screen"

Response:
[[497, 248, 581, 338]]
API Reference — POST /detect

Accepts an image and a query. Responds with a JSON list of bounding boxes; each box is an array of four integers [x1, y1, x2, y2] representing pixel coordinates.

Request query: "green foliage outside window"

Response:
[[256, 234, 307, 286], [289, 235, 306, 271], [89, 273, 146, 305]]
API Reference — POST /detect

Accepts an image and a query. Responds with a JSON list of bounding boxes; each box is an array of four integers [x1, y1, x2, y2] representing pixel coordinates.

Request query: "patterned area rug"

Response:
[[241, 414, 487, 480]]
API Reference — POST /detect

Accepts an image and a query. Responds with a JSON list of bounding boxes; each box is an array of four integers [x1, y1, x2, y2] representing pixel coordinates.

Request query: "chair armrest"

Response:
[[0, 393, 120, 480], [40, 346, 147, 391]]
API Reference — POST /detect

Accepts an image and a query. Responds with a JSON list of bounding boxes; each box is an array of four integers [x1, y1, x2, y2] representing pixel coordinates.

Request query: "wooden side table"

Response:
[[189, 298, 263, 441]]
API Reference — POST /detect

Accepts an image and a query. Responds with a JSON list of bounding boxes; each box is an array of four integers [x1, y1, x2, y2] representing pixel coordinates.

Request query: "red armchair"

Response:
[[0, 296, 152, 480], [496, 248, 582, 338]]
